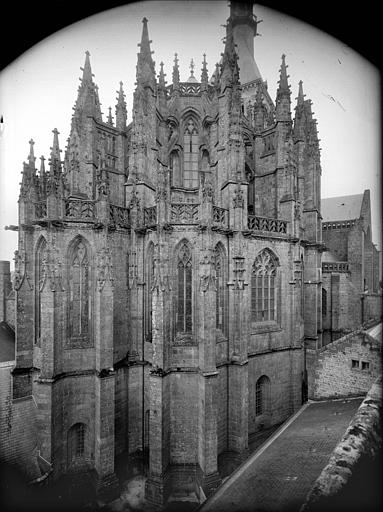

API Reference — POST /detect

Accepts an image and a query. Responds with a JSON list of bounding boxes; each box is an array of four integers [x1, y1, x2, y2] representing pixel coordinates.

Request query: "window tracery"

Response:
[[214, 245, 225, 332], [183, 118, 199, 189], [251, 249, 278, 323], [176, 241, 193, 333], [69, 240, 90, 339]]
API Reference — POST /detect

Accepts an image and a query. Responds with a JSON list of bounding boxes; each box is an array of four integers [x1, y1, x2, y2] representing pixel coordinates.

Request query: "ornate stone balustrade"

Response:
[[170, 203, 199, 224], [35, 201, 47, 219], [247, 215, 288, 234], [212, 206, 229, 229], [144, 206, 157, 227], [322, 220, 356, 230], [322, 262, 350, 273], [110, 204, 130, 228], [65, 199, 95, 220]]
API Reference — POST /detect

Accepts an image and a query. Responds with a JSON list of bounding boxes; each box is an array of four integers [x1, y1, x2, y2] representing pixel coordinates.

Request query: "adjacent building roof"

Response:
[[321, 194, 364, 222], [0, 321, 15, 362]]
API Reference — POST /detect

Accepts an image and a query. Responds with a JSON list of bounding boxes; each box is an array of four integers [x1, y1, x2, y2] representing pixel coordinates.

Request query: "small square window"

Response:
[[361, 361, 370, 371], [351, 359, 359, 369]]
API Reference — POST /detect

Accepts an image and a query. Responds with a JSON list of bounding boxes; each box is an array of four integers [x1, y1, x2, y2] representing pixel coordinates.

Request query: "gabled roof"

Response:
[[321, 194, 364, 222]]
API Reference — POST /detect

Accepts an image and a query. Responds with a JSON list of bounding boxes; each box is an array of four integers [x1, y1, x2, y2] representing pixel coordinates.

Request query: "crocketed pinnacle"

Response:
[[49, 128, 62, 174], [172, 53, 180, 88], [107, 106, 114, 126], [186, 58, 197, 83], [221, 21, 240, 89], [158, 61, 166, 88], [201, 54, 209, 86], [277, 54, 290, 97], [116, 81, 127, 130], [297, 80, 305, 106], [136, 17, 156, 84], [39, 155, 46, 176], [28, 139, 36, 168]]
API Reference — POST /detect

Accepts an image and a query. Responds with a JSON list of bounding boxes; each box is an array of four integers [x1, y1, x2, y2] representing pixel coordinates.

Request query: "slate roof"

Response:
[[321, 194, 364, 222]]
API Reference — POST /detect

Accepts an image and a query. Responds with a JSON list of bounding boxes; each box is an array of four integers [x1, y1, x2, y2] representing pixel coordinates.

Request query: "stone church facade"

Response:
[[10, 1, 323, 505]]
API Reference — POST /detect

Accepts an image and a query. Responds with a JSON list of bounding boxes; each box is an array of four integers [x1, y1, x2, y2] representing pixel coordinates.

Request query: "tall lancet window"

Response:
[[176, 241, 193, 333], [183, 118, 199, 189], [251, 249, 278, 323], [146, 244, 155, 342], [214, 245, 225, 333], [69, 240, 90, 339], [35, 238, 47, 345]]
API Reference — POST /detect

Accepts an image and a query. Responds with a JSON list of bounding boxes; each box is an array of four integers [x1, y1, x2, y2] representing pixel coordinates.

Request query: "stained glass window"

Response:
[[176, 242, 192, 332], [251, 250, 278, 322]]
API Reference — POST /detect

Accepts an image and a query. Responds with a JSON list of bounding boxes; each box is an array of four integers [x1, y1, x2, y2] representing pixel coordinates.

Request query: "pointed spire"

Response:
[[81, 50, 93, 84], [115, 81, 127, 130], [74, 51, 102, 122], [107, 106, 114, 126], [136, 17, 156, 86], [172, 53, 180, 89], [201, 54, 209, 88]]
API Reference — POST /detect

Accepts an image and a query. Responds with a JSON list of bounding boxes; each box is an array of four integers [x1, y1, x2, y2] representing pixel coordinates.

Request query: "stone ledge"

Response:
[[300, 377, 382, 511]]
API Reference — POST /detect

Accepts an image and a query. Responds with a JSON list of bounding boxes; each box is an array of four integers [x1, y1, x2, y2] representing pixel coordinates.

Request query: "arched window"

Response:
[[176, 241, 193, 333], [69, 239, 90, 339], [255, 375, 270, 416], [322, 288, 327, 318], [183, 118, 199, 189], [251, 249, 278, 323], [214, 244, 226, 333], [146, 244, 155, 342], [35, 238, 47, 345], [68, 423, 86, 463]]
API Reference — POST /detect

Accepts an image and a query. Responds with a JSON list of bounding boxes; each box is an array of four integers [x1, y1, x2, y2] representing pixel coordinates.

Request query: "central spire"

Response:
[[136, 17, 156, 86], [229, 0, 262, 84]]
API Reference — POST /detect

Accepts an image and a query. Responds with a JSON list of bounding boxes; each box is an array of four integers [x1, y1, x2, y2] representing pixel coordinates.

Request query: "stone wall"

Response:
[[306, 331, 381, 400], [364, 293, 382, 323], [301, 378, 382, 512], [322, 272, 361, 335], [0, 361, 40, 481]]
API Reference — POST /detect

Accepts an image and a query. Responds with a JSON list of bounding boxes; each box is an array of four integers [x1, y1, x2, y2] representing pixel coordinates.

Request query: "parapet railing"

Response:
[[247, 215, 288, 234], [212, 206, 229, 229], [170, 203, 199, 224], [322, 220, 356, 230], [322, 262, 350, 273]]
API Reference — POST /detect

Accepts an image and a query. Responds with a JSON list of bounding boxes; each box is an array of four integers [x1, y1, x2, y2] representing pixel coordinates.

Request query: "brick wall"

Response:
[[307, 331, 381, 400]]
